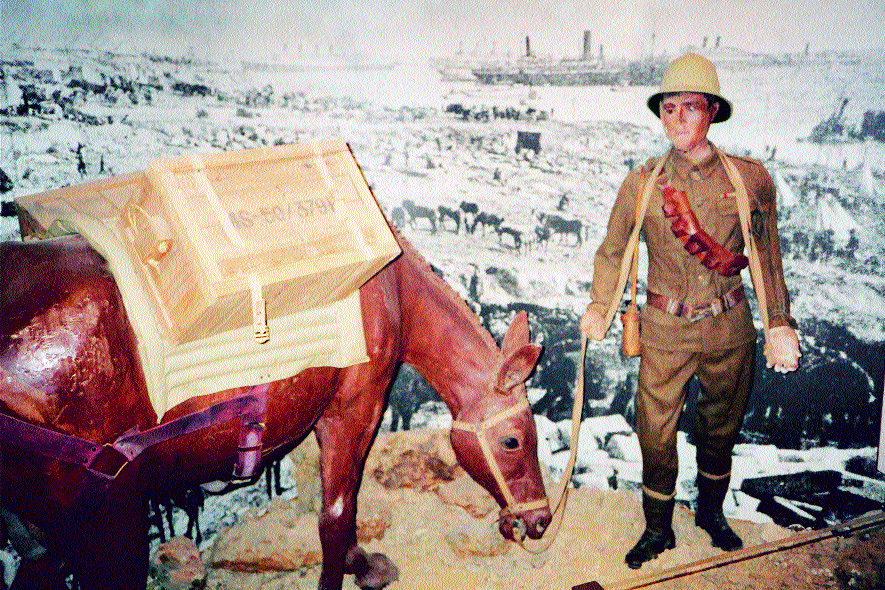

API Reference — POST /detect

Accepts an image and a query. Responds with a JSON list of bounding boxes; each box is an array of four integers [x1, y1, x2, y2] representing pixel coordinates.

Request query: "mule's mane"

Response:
[[388, 223, 499, 352]]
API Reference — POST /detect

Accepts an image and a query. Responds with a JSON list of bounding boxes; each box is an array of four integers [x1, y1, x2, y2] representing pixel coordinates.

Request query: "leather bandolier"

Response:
[[657, 170, 749, 277]]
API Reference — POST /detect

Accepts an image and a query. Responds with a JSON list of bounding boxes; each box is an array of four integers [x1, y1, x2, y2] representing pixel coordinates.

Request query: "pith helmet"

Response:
[[647, 53, 732, 123]]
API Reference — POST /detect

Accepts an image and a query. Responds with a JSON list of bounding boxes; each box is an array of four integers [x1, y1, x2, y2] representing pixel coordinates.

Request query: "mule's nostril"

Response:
[[512, 519, 527, 541]]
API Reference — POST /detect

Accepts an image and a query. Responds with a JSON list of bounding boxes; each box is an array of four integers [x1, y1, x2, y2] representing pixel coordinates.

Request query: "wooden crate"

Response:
[[16, 171, 146, 239], [17, 140, 401, 344], [122, 140, 400, 343]]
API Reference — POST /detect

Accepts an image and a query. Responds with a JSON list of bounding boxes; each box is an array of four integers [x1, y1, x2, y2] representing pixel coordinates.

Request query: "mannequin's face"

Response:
[[660, 92, 719, 159]]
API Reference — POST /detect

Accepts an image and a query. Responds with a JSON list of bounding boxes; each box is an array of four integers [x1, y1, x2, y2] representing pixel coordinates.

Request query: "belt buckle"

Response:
[[689, 304, 714, 322]]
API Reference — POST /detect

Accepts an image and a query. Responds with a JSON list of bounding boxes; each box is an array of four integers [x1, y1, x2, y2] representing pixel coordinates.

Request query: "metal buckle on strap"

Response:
[[688, 304, 714, 322], [650, 285, 743, 323], [688, 297, 724, 322], [233, 421, 266, 480]]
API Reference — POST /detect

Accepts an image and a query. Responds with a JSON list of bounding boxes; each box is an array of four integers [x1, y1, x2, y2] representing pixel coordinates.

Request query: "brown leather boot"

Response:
[[625, 494, 676, 569], [695, 474, 743, 551]]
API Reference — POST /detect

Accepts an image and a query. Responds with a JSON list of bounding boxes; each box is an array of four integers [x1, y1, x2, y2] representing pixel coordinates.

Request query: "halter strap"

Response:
[[450, 396, 529, 434], [450, 396, 549, 514]]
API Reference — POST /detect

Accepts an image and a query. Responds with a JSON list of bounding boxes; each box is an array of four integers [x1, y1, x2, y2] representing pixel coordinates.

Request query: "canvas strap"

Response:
[[720, 153, 773, 362], [628, 167, 644, 309], [603, 151, 771, 361], [601, 153, 669, 334]]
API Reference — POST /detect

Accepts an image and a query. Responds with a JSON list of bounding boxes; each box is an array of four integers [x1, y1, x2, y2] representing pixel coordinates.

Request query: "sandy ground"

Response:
[[148, 429, 885, 590], [197, 489, 885, 590]]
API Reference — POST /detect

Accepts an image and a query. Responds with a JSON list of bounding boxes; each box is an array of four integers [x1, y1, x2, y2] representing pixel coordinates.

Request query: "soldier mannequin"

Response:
[[580, 53, 801, 568]]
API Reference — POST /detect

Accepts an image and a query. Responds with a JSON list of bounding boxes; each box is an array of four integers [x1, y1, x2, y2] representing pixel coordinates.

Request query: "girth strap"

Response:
[[0, 384, 270, 508]]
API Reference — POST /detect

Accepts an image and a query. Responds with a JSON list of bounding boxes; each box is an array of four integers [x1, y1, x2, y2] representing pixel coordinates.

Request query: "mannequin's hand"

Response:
[[766, 326, 801, 373], [580, 305, 607, 341]]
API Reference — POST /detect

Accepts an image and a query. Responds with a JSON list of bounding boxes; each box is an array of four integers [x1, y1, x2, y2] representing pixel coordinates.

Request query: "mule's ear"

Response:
[[496, 342, 542, 394], [501, 310, 531, 358]]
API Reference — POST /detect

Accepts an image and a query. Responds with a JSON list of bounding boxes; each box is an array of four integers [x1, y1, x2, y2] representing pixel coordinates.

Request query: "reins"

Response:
[[514, 335, 588, 553]]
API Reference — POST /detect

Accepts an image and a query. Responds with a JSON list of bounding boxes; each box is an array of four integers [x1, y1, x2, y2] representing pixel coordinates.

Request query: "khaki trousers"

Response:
[[636, 340, 757, 497]]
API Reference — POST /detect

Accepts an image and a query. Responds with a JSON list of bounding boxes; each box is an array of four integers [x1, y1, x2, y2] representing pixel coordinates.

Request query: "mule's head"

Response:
[[449, 311, 550, 542]]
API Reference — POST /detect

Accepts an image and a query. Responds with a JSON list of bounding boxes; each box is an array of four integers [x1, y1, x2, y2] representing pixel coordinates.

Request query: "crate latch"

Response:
[[248, 273, 269, 344]]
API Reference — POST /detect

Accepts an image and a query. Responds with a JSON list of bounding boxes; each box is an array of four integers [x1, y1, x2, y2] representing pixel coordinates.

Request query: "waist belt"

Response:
[[646, 285, 745, 322]]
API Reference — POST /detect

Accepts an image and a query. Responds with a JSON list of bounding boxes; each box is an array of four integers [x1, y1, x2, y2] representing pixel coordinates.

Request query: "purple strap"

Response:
[[0, 412, 110, 476], [0, 384, 270, 482]]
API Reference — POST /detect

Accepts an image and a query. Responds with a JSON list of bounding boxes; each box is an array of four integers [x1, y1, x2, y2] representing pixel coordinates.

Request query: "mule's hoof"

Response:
[[354, 551, 399, 589]]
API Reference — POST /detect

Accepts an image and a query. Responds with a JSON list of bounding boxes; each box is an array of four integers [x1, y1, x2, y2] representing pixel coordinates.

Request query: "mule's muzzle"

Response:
[[500, 504, 552, 541]]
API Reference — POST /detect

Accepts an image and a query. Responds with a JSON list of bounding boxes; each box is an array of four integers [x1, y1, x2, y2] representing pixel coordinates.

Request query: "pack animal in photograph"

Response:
[[459, 201, 479, 230], [437, 204, 461, 233], [495, 225, 523, 252], [536, 212, 583, 247], [401, 198, 437, 232], [469, 211, 504, 236]]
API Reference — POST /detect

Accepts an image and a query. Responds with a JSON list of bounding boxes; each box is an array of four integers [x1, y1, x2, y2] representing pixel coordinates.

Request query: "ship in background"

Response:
[[429, 41, 503, 82], [682, 35, 866, 69], [439, 29, 853, 88], [242, 42, 397, 73], [680, 35, 783, 69], [470, 31, 627, 86]]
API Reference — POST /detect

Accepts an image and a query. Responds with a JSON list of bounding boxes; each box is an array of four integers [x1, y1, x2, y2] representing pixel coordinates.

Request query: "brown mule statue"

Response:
[[0, 229, 551, 590]]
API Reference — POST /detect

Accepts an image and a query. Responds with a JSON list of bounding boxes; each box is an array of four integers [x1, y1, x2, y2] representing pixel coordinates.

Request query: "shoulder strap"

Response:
[[629, 167, 645, 306], [720, 153, 773, 362], [602, 152, 669, 334]]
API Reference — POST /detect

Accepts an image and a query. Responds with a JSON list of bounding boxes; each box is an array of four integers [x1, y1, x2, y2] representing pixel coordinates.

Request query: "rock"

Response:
[[150, 536, 206, 590], [534, 415, 569, 454], [288, 431, 322, 516], [581, 414, 633, 446], [435, 473, 497, 518], [368, 429, 460, 490], [604, 433, 641, 463], [206, 480, 393, 572], [444, 517, 511, 558], [357, 478, 394, 542], [758, 521, 794, 544], [576, 420, 604, 458], [207, 500, 322, 572], [572, 470, 614, 490]]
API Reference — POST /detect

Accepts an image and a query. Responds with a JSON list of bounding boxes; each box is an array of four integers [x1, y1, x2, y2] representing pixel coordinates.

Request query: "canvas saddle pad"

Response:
[[41, 204, 369, 421]]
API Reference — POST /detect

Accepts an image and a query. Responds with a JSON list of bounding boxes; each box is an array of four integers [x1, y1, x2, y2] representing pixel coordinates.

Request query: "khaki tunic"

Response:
[[587, 144, 797, 495], [588, 144, 797, 351]]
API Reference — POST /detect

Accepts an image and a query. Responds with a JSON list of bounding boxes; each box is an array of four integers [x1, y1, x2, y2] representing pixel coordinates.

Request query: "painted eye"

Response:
[[501, 436, 520, 450]]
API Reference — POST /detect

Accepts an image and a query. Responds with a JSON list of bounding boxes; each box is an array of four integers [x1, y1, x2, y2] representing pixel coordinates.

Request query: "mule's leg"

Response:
[[10, 554, 68, 590], [66, 471, 150, 590], [314, 390, 397, 590]]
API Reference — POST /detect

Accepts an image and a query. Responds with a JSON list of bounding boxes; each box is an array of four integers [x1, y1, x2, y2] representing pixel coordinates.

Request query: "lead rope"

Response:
[[514, 335, 588, 554], [517, 156, 664, 553]]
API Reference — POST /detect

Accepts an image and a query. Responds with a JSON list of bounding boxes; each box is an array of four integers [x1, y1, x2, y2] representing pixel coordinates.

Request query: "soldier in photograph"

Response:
[[580, 53, 801, 569]]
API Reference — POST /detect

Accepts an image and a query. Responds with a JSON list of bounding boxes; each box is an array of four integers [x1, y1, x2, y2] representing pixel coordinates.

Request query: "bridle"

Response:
[[450, 337, 589, 553], [450, 394, 549, 518]]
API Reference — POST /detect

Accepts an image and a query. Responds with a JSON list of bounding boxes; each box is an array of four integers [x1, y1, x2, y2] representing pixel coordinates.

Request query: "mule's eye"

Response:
[[501, 436, 520, 450]]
